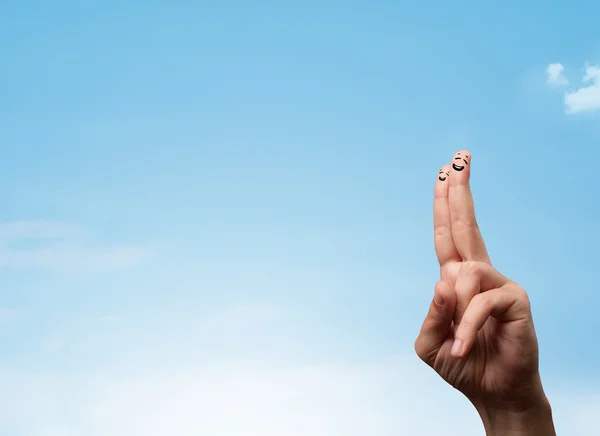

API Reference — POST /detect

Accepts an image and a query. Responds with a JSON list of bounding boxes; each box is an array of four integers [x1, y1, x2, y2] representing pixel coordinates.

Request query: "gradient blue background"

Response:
[[0, 1, 598, 434]]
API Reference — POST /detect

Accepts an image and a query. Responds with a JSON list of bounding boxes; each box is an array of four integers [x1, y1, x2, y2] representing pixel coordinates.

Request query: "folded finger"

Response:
[[451, 285, 531, 358]]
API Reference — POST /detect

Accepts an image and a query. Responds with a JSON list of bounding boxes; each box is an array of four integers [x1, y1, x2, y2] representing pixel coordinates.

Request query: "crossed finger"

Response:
[[433, 150, 490, 269], [448, 150, 490, 263], [433, 165, 461, 266]]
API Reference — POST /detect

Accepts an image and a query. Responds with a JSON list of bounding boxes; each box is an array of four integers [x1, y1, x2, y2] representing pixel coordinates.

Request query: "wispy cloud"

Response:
[[0, 356, 481, 436], [0, 355, 594, 435], [0, 300, 594, 435], [0, 220, 154, 271], [564, 65, 600, 114], [546, 63, 568, 86]]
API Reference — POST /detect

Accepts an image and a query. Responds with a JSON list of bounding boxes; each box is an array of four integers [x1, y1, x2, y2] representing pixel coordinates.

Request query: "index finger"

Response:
[[448, 150, 490, 263], [434, 164, 461, 266]]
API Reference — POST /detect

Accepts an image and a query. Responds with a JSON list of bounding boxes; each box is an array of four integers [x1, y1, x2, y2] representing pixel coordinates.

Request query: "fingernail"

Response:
[[434, 287, 444, 306], [451, 339, 464, 357]]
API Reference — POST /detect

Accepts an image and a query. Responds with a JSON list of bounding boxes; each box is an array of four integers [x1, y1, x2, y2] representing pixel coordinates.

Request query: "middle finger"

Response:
[[448, 150, 490, 263]]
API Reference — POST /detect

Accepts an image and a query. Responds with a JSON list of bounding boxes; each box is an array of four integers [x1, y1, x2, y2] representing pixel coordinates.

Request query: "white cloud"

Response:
[[0, 301, 594, 435], [0, 356, 482, 436], [546, 63, 569, 86], [0, 355, 594, 436], [564, 65, 600, 114], [0, 220, 154, 271]]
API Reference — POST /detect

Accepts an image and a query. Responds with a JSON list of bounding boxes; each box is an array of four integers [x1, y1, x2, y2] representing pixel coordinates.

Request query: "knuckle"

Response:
[[461, 260, 482, 276], [455, 262, 483, 297], [511, 285, 531, 310], [413, 337, 428, 362], [450, 219, 478, 233], [468, 292, 490, 312], [454, 283, 472, 300], [478, 293, 495, 312], [435, 280, 449, 295], [434, 224, 451, 239]]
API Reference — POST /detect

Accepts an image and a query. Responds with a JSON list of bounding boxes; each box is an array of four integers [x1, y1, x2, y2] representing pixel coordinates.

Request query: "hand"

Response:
[[414, 151, 555, 435]]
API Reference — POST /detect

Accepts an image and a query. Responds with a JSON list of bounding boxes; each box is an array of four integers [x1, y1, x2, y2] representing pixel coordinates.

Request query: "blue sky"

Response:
[[1, 0, 599, 434]]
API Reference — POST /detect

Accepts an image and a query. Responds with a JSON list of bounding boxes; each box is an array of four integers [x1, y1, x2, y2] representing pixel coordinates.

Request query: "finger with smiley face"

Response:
[[448, 150, 490, 263], [452, 151, 470, 172], [438, 167, 450, 182], [434, 164, 461, 267]]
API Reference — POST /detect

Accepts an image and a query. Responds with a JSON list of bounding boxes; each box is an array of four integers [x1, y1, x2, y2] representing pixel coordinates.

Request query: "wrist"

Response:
[[473, 388, 556, 436]]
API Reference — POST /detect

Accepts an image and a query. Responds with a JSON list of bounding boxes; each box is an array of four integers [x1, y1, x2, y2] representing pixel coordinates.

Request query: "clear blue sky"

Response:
[[0, 1, 599, 434]]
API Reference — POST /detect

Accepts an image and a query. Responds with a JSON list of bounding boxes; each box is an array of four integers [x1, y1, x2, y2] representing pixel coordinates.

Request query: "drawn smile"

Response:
[[438, 170, 450, 181], [452, 156, 468, 172]]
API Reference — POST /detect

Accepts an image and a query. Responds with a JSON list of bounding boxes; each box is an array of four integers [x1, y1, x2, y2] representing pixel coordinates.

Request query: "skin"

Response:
[[452, 151, 469, 171], [414, 151, 556, 436], [438, 168, 450, 182]]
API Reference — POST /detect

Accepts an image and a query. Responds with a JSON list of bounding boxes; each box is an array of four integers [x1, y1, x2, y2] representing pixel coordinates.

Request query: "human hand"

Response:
[[414, 151, 555, 435]]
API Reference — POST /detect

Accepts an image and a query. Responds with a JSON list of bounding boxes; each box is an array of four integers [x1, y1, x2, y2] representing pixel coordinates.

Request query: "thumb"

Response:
[[414, 281, 456, 366]]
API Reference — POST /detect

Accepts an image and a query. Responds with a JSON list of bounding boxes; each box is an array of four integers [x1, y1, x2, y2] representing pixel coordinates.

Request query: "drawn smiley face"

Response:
[[452, 153, 470, 171], [438, 168, 450, 181]]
